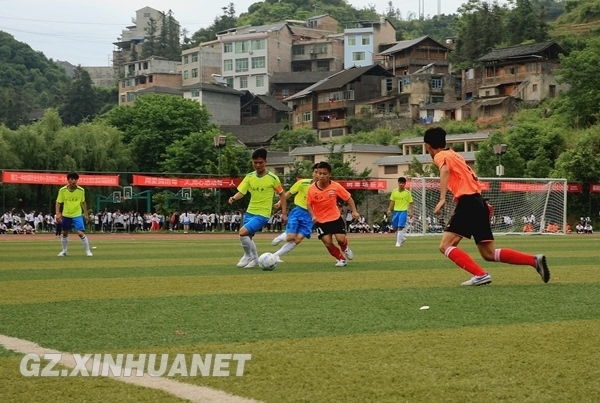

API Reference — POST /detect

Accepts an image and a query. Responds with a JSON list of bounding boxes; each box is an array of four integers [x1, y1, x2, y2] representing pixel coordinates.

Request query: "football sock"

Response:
[[326, 245, 345, 261], [275, 241, 296, 256], [445, 246, 487, 276], [338, 238, 348, 251], [494, 248, 536, 266], [250, 239, 259, 260], [275, 233, 287, 243], [396, 231, 402, 244], [399, 229, 405, 241], [80, 235, 90, 252], [61, 235, 68, 252], [240, 236, 253, 258]]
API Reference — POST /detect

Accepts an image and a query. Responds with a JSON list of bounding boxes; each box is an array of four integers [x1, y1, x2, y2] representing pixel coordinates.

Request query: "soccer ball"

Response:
[[258, 252, 278, 271]]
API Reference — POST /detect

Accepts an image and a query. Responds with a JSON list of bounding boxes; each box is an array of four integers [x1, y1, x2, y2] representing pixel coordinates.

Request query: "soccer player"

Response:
[[387, 177, 414, 247], [423, 127, 550, 286], [270, 164, 318, 264], [307, 161, 359, 267], [56, 171, 93, 257], [228, 148, 287, 268]]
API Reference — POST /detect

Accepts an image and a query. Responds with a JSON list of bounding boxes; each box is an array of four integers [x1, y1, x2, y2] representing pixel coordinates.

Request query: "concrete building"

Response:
[[182, 83, 243, 125], [118, 57, 181, 105], [418, 100, 473, 123], [83, 66, 118, 88], [181, 41, 222, 86], [343, 17, 397, 68], [113, 7, 177, 68], [240, 93, 291, 125]]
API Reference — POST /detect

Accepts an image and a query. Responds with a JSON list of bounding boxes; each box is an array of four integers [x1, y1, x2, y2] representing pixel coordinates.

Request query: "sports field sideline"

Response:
[[1, 232, 599, 402]]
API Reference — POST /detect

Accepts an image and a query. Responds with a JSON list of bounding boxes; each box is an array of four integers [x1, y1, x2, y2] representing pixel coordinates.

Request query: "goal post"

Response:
[[406, 177, 568, 236]]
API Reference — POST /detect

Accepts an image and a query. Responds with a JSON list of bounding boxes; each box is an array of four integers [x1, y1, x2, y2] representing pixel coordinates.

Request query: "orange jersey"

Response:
[[307, 180, 351, 223], [433, 149, 481, 201]]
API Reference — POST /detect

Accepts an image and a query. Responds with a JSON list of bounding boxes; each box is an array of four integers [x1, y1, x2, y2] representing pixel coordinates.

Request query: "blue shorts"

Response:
[[286, 207, 312, 239], [392, 211, 408, 229], [61, 216, 85, 232], [242, 212, 269, 236]]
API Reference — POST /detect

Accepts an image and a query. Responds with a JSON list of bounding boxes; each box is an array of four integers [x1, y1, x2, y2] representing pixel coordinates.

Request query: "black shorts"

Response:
[[446, 194, 493, 244], [315, 216, 346, 239]]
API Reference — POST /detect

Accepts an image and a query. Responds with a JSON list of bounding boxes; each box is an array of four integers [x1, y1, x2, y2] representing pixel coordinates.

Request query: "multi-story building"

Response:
[[118, 57, 181, 105], [181, 41, 222, 86], [113, 7, 176, 69], [380, 35, 451, 76], [269, 71, 333, 100], [182, 83, 242, 125], [217, 15, 340, 94], [343, 17, 397, 68], [240, 93, 291, 125], [285, 64, 394, 141], [291, 15, 343, 73], [463, 41, 569, 103]]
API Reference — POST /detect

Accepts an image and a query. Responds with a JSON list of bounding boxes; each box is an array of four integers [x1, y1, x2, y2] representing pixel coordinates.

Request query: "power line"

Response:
[[0, 26, 113, 45], [0, 15, 214, 26]]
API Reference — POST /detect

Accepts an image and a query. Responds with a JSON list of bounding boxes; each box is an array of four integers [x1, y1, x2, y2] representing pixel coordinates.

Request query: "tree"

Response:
[[59, 66, 98, 126], [102, 94, 214, 172], [506, 0, 549, 45], [269, 128, 319, 151], [556, 37, 600, 126], [142, 18, 159, 59]]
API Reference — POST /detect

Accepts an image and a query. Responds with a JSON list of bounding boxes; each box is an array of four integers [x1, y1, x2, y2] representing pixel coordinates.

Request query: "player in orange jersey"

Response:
[[307, 161, 360, 267], [424, 127, 550, 286]]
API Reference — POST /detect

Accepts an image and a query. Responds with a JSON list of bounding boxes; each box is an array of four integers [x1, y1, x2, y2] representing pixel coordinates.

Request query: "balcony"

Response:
[[317, 100, 347, 110], [317, 118, 347, 130]]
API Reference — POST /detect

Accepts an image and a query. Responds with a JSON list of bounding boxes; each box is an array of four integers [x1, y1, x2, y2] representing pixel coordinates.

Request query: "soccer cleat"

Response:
[[275, 256, 284, 263], [395, 243, 401, 247], [344, 247, 354, 260], [243, 259, 258, 269], [237, 255, 251, 268], [57, 251, 67, 257], [534, 254, 550, 283], [335, 259, 347, 267], [271, 233, 286, 246], [86, 251, 93, 257], [461, 273, 492, 286]]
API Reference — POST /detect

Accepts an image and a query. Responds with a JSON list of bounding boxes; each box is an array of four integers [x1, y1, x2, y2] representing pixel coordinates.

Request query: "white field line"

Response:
[[0, 334, 261, 403]]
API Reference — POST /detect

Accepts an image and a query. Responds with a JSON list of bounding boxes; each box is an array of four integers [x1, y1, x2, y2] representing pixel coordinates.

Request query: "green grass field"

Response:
[[1, 232, 599, 402]]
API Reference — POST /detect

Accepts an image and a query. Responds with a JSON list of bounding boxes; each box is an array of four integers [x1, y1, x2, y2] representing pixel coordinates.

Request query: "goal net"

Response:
[[406, 177, 567, 236]]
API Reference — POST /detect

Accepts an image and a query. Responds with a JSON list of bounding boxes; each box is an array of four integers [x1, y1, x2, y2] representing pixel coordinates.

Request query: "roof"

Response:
[[284, 65, 393, 101], [134, 86, 183, 95], [290, 144, 401, 155], [254, 94, 292, 112], [379, 35, 449, 56], [219, 122, 288, 146], [400, 132, 491, 145], [477, 41, 565, 62], [374, 151, 477, 165], [181, 83, 243, 96], [421, 100, 473, 111], [363, 96, 396, 105], [264, 151, 295, 166], [477, 96, 512, 107], [270, 71, 333, 84], [221, 22, 288, 36]]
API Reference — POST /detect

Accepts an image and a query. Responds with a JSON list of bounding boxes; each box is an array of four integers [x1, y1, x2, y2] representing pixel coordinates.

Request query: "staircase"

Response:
[[511, 80, 530, 99]]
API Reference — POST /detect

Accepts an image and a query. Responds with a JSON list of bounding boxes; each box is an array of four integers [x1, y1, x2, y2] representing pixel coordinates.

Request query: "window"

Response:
[[121, 81, 125, 88], [431, 77, 443, 89], [191, 54, 198, 62], [143, 12, 151, 17], [256, 75, 265, 87], [235, 41, 250, 53], [252, 56, 266, 69], [432, 96, 444, 103], [527, 63, 537, 72], [143, 62, 148, 69], [235, 58, 249, 72], [403, 76, 411, 86], [384, 165, 398, 175], [282, 89, 289, 96], [427, 109, 434, 118], [320, 130, 331, 138], [303, 111, 312, 121], [225, 77, 233, 88], [240, 76, 248, 89], [316, 60, 329, 71], [346, 90, 354, 100], [292, 46, 305, 55], [127, 78, 135, 86], [127, 93, 136, 102], [224, 43, 233, 53], [191, 68, 198, 78], [352, 52, 365, 61], [332, 128, 344, 137], [386, 78, 393, 92], [223, 59, 233, 72], [183, 55, 189, 64], [191, 91, 199, 98], [296, 114, 300, 123], [313, 44, 327, 54], [485, 90, 490, 96], [120, 95, 126, 103], [347, 35, 356, 46], [251, 39, 265, 50], [183, 70, 189, 79], [549, 85, 556, 98], [148, 75, 153, 83], [532, 84, 538, 92], [505, 66, 515, 75], [362, 35, 371, 45]]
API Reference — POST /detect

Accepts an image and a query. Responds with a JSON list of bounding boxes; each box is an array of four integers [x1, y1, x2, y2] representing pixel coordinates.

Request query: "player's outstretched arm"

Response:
[[279, 190, 287, 224], [346, 197, 360, 220], [228, 192, 244, 205]]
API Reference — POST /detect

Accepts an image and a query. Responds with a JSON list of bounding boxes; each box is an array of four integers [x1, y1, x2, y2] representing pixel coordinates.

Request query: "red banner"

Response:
[[500, 182, 566, 192], [568, 183, 582, 193], [132, 174, 241, 188], [407, 180, 490, 191], [336, 180, 387, 190], [591, 183, 600, 193], [2, 171, 119, 186]]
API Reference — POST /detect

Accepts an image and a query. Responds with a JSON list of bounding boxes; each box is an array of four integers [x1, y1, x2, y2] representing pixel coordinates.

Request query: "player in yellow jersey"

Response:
[[269, 164, 318, 268], [228, 148, 287, 268], [387, 177, 414, 247], [56, 172, 92, 257]]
